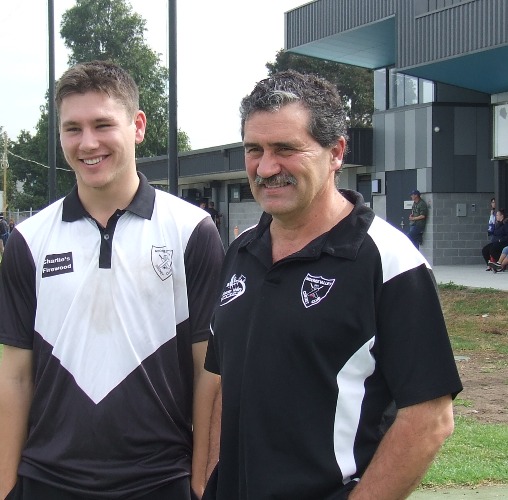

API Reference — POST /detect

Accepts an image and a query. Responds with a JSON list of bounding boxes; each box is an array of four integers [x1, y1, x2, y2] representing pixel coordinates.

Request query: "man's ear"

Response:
[[134, 110, 147, 144], [330, 136, 346, 172]]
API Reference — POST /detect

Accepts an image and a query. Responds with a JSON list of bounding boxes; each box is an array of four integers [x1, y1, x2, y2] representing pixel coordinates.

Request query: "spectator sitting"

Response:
[[488, 245, 508, 272], [482, 209, 508, 270]]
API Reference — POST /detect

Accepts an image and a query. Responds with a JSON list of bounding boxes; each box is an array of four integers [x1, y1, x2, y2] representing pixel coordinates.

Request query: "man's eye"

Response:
[[278, 147, 294, 154]]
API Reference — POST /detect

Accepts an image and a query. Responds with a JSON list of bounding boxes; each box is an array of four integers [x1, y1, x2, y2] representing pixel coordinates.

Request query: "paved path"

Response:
[[410, 485, 508, 498], [432, 265, 508, 291]]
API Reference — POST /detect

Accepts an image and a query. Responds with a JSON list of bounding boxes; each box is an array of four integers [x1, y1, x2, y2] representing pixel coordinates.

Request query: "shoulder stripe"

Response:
[[368, 216, 430, 284]]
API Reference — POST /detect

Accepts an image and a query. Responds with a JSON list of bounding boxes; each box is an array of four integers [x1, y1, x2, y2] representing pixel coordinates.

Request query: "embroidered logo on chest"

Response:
[[301, 273, 335, 308], [151, 246, 173, 281], [220, 274, 246, 306]]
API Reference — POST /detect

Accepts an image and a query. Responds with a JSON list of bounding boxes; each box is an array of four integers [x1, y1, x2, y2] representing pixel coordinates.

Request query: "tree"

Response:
[[266, 50, 373, 127], [7, 104, 75, 211], [60, 0, 191, 156], [7, 0, 191, 212]]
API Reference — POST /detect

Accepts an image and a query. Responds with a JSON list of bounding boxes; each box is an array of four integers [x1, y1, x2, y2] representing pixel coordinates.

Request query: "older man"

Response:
[[203, 71, 461, 500]]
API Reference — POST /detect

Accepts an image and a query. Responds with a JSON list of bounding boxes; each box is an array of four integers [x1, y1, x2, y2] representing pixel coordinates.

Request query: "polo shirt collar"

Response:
[[240, 190, 375, 262], [62, 172, 156, 222]]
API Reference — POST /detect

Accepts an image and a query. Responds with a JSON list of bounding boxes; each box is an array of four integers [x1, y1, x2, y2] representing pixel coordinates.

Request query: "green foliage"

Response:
[[60, 0, 191, 157], [421, 416, 508, 486], [266, 50, 373, 127], [8, 105, 75, 211], [6, 0, 191, 212]]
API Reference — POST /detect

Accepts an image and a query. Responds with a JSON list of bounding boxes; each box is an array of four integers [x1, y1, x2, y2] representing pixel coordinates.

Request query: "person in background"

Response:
[[0, 214, 8, 257], [408, 189, 428, 249], [482, 209, 508, 271], [488, 197, 496, 237], [488, 245, 508, 272], [0, 60, 223, 500], [203, 70, 462, 500], [207, 202, 221, 230], [8, 219, 15, 234]]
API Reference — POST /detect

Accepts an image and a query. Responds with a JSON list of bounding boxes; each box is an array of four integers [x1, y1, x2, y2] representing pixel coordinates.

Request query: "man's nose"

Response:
[[257, 151, 281, 179], [80, 128, 99, 151]]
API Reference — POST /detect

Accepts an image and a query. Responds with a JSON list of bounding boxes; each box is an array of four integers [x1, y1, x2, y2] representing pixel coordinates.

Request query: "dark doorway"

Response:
[[386, 170, 417, 235], [357, 174, 372, 207]]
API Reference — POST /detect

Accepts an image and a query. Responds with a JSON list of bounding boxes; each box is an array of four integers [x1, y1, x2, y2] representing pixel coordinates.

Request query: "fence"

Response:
[[3, 209, 40, 227]]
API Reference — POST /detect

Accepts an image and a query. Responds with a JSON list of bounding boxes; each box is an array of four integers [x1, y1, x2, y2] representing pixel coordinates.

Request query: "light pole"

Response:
[[167, 0, 178, 196], [48, 0, 57, 203]]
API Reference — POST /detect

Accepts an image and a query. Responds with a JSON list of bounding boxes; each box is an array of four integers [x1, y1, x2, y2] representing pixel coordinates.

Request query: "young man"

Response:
[[0, 61, 223, 499], [408, 189, 428, 249], [204, 71, 462, 500]]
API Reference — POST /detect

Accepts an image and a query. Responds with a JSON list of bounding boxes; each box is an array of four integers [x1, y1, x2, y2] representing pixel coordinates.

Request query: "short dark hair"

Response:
[[240, 70, 347, 148], [56, 60, 139, 119]]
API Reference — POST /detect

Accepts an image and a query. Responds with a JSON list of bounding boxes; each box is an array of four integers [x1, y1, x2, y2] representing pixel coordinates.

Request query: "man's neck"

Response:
[[270, 191, 353, 263], [78, 173, 140, 228]]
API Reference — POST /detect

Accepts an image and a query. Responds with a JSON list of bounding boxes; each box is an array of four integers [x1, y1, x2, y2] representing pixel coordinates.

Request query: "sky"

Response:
[[0, 0, 307, 151]]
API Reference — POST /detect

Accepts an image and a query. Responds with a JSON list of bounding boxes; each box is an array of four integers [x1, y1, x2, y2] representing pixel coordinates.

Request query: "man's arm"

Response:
[[349, 395, 454, 500], [0, 346, 33, 498], [191, 341, 221, 498], [206, 382, 221, 480]]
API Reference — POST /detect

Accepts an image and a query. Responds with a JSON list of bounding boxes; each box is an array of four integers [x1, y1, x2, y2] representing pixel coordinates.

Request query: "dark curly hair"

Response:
[[240, 70, 348, 147]]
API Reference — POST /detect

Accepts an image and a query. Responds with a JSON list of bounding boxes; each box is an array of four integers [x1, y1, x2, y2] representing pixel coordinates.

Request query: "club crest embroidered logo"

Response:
[[151, 246, 173, 281], [301, 274, 335, 308], [220, 274, 246, 306]]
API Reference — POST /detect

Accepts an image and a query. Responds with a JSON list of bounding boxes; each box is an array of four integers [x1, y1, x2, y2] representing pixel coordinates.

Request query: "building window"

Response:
[[404, 75, 418, 106], [419, 79, 434, 103], [374, 69, 387, 111], [379, 69, 435, 110]]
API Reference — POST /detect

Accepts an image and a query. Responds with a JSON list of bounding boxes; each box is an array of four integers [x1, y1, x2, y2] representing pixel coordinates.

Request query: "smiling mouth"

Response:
[[82, 156, 106, 165], [255, 174, 297, 188]]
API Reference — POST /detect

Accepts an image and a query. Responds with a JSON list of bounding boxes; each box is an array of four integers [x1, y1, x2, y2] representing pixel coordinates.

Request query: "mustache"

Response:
[[254, 174, 297, 187]]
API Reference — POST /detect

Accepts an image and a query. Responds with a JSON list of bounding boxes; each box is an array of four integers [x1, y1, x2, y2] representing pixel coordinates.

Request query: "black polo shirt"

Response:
[[0, 174, 224, 498], [205, 190, 462, 500]]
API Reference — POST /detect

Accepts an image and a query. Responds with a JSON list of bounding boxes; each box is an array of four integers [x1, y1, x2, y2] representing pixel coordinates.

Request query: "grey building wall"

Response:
[[431, 104, 492, 193], [406, 0, 508, 68], [427, 192, 492, 265], [285, 0, 396, 50], [228, 201, 263, 246], [372, 100, 494, 264]]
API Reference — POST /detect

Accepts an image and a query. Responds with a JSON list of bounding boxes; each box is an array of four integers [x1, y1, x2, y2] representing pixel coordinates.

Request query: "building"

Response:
[[285, 0, 508, 265]]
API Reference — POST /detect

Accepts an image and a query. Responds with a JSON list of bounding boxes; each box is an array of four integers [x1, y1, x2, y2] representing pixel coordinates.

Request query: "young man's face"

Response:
[[59, 91, 146, 193], [243, 102, 344, 224]]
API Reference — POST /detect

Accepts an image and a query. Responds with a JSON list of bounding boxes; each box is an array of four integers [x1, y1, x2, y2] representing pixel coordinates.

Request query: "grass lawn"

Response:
[[421, 416, 508, 487], [419, 285, 508, 487]]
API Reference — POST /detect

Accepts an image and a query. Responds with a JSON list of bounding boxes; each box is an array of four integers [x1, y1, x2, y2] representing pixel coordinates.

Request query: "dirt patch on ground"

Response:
[[453, 352, 508, 424]]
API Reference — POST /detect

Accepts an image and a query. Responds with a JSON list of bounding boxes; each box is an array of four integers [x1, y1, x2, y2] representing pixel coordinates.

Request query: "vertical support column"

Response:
[[494, 160, 507, 210]]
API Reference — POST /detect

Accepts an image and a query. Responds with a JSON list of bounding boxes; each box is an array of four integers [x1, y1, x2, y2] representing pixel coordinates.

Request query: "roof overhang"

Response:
[[288, 16, 396, 70], [402, 44, 508, 95]]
